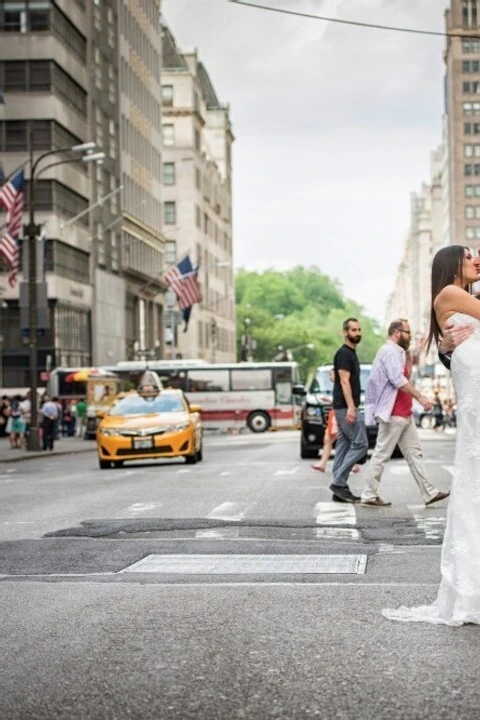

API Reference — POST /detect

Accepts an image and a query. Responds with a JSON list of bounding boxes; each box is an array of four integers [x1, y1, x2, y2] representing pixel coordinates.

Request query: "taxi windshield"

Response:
[[109, 394, 185, 416]]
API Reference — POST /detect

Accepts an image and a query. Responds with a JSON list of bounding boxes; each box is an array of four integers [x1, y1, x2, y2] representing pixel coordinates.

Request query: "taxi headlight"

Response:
[[164, 422, 191, 433], [99, 428, 121, 436]]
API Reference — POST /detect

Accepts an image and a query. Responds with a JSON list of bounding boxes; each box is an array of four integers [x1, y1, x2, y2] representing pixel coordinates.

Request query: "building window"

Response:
[[466, 205, 475, 218], [463, 38, 480, 53], [162, 124, 174, 146], [164, 201, 176, 224], [465, 123, 472, 134], [54, 240, 90, 282], [466, 185, 474, 196], [162, 84, 173, 107], [466, 227, 475, 239], [465, 144, 474, 157], [162, 162, 175, 185], [165, 240, 176, 265], [464, 102, 473, 115]]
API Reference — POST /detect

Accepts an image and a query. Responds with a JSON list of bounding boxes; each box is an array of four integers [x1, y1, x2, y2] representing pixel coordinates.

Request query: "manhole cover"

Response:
[[120, 554, 367, 575]]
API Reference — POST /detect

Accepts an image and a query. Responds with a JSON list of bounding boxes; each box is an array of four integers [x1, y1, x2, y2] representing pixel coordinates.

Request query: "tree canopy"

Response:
[[235, 266, 384, 380]]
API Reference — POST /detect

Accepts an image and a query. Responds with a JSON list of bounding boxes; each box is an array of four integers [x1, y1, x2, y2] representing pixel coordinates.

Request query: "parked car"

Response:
[[293, 363, 378, 459]]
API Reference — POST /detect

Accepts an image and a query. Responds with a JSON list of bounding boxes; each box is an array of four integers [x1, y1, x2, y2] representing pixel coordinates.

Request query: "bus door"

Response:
[[272, 366, 295, 428]]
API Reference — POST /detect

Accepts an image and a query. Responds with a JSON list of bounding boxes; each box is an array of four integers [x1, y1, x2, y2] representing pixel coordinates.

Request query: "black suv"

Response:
[[294, 363, 378, 459]]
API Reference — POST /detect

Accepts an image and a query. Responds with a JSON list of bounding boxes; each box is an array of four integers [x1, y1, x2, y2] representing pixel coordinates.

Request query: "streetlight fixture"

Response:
[[25, 140, 103, 450]]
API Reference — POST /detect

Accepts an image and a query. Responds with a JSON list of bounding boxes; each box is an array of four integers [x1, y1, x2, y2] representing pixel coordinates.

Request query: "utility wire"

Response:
[[228, 0, 480, 40]]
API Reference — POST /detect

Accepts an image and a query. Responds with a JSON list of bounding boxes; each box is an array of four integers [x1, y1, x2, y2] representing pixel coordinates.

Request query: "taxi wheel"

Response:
[[99, 460, 110, 470], [196, 445, 203, 462], [185, 451, 198, 464], [113, 461, 124, 468]]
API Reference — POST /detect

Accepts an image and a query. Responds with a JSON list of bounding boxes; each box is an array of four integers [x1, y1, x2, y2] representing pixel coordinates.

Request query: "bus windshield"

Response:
[[311, 366, 371, 395]]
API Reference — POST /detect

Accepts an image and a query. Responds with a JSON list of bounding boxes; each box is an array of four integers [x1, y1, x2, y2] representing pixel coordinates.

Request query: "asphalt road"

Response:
[[2, 429, 479, 720]]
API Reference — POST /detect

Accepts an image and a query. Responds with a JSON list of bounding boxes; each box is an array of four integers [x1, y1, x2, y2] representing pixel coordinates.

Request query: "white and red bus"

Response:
[[48, 360, 302, 433], [114, 360, 301, 433]]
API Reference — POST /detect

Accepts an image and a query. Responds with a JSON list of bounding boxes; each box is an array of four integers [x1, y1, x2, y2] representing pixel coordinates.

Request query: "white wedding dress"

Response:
[[383, 312, 480, 626]]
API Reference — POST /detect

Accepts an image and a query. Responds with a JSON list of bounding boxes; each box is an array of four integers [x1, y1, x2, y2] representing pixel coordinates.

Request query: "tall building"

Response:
[[385, 148, 445, 336], [445, 0, 480, 247], [161, 26, 235, 362], [0, 0, 166, 388]]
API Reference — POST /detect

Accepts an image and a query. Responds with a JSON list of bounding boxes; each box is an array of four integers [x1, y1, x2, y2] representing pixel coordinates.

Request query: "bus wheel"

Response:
[[247, 411, 271, 433]]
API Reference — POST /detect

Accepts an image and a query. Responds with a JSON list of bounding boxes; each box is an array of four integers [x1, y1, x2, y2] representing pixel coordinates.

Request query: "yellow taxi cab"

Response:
[[96, 381, 203, 469]]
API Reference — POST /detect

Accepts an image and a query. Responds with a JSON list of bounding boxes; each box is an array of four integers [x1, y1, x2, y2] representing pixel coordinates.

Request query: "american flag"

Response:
[[164, 255, 202, 332], [165, 255, 202, 311], [0, 169, 24, 287]]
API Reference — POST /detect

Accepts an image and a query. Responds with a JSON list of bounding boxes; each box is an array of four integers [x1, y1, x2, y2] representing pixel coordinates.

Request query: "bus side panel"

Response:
[[185, 390, 277, 430]]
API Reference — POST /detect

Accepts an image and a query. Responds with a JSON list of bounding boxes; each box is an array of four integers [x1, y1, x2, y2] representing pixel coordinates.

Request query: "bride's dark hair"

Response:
[[426, 245, 468, 351]]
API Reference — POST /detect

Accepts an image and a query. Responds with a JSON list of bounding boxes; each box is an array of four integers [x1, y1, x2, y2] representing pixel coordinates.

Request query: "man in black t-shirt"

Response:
[[330, 317, 368, 503]]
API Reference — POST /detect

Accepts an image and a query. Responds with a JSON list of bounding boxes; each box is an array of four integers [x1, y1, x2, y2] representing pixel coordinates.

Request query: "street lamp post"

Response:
[[25, 141, 104, 450]]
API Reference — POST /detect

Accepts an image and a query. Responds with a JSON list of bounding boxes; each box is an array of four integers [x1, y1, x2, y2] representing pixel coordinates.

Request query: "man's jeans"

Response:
[[332, 409, 368, 488]]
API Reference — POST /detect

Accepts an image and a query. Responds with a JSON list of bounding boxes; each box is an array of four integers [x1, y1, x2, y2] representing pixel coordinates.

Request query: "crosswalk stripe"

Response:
[[314, 502, 356, 526], [207, 502, 249, 521]]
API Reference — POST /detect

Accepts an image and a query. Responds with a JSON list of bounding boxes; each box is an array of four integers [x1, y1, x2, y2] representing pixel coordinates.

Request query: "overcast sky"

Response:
[[162, 0, 447, 323]]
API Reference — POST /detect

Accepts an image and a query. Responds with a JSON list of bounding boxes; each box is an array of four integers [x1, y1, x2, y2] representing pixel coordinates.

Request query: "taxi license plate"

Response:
[[133, 437, 153, 450]]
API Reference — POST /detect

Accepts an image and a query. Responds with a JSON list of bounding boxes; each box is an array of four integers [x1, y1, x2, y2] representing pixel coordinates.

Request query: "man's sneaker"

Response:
[[329, 484, 359, 503], [425, 491, 450, 506], [360, 496, 392, 507], [332, 493, 348, 503]]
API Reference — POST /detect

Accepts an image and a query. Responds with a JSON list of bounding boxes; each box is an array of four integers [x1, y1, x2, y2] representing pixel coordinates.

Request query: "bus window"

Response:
[[187, 369, 229, 392], [231, 369, 271, 391], [272, 367, 292, 404], [156, 371, 187, 392]]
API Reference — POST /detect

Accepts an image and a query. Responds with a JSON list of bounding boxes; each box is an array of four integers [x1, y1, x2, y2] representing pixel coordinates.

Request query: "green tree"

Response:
[[236, 266, 383, 379]]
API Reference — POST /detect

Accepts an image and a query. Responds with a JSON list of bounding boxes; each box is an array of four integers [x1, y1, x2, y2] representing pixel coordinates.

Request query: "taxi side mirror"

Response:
[[189, 403, 202, 414]]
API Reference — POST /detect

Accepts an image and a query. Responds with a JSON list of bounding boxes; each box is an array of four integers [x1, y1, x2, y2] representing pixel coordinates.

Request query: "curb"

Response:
[[0, 446, 95, 464]]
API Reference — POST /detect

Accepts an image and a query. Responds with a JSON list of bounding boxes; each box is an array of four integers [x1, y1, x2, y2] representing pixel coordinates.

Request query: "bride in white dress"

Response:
[[383, 245, 480, 626]]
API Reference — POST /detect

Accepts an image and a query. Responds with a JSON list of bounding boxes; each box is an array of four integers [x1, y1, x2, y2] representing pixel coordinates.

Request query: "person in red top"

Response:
[[361, 320, 448, 507]]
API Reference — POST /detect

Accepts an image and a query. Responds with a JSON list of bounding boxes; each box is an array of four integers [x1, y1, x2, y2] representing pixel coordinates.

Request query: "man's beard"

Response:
[[347, 334, 362, 345]]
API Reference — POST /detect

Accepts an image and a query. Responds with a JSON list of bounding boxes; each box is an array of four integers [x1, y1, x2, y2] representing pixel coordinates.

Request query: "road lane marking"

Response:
[[219, 471, 231, 476], [207, 502, 249, 521], [123, 503, 163, 516], [442, 466, 454, 475], [407, 504, 446, 541], [274, 468, 300, 476], [314, 502, 356, 526], [389, 466, 410, 475]]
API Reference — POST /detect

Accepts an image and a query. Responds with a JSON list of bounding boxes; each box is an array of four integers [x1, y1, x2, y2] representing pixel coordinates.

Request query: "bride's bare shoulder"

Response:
[[433, 284, 464, 309]]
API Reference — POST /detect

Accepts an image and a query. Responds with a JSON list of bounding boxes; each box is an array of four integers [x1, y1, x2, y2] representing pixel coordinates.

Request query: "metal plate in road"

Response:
[[120, 554, 368, 575]]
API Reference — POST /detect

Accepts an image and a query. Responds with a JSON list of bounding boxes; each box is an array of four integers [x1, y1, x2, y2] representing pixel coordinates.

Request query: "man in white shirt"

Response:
[[40, 396, 59, 451]]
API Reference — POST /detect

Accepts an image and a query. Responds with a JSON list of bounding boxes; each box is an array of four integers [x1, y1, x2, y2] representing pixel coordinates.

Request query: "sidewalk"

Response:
[[0, 436, 95, 463]]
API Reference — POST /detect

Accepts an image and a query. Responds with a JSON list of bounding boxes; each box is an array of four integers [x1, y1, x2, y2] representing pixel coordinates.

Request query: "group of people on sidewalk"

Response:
[[0, 393, 88, 451], [315, 243, 480, 626]]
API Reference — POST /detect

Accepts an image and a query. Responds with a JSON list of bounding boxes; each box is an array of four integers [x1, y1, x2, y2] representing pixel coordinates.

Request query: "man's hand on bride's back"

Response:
[[440, 322, 474, 352]]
